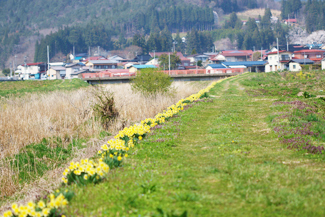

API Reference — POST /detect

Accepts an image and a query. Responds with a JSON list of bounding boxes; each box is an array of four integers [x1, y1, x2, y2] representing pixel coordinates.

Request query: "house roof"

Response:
[[66, 63, 85, 68], [221, 50, 253, 57], [206, 64, 226, 69], [294, 49, 325, 53], [195, 55, 209, 58], [75, 53, 88, 57], [285, 19, 297, 23], [50, 67, 66, 71], [267, 50, 292, 55], [223, 61, 267, 67], [84, 56, 107, 61], [27, 62, 44, 66], [88, 60, 118, 64], [291, 59, 314, 64], [132, 65, 157, 69], [71, 69, 89, 75], [131, 55, 152, 62]]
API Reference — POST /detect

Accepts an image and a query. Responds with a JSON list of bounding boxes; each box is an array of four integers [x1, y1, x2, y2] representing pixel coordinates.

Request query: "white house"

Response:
[[265, 51, 292, 72]]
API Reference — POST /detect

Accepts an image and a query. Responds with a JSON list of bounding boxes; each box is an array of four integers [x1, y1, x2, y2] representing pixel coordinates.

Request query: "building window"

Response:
[[269, 56, 272, 60], [317, 54, 322, 58], [304, 54, 309, 58], [293, 65, 296, 69]]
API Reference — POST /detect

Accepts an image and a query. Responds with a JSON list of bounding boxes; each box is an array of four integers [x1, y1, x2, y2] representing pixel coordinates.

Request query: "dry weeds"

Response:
[[0, 81, 209, 205]]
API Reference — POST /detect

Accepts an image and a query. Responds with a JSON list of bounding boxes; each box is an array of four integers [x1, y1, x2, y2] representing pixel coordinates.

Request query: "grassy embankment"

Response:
[[0, 79, 89, 97], [61, 72, 325, 216]]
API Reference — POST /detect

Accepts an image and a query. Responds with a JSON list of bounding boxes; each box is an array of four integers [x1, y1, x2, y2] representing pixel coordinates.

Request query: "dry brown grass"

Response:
[[236, 8, 281, 20], [0, 81, 209, 205]]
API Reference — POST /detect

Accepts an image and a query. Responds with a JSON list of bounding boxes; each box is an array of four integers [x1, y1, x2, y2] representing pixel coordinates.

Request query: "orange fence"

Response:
[[82, 72, 136, 78], [206, 68, 245, 74], [82, 68, 245, 79]]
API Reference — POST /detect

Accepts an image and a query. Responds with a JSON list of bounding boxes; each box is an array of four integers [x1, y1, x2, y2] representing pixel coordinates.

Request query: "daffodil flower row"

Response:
[[2, 191, 71, 217]]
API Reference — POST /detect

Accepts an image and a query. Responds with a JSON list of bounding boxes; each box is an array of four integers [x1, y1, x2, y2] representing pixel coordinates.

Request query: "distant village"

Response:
[[8, 34, 325, 81]]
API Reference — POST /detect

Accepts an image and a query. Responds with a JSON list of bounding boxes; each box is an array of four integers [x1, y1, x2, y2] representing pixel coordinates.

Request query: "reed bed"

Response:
[[0, 81, 208, 200]]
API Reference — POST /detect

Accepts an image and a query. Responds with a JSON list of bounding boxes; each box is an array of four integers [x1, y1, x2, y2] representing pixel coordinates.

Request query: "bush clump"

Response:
[[131, 69, 173, 97], [92, 87, 119, 130]]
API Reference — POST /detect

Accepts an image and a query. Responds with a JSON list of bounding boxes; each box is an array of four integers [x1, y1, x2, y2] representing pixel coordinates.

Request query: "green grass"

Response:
[[0, 79, 89, 97], [59, 73, 325, 216]]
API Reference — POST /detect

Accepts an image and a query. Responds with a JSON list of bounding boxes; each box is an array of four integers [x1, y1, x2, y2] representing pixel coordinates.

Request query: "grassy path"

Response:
[[64, 74, 325, 216]]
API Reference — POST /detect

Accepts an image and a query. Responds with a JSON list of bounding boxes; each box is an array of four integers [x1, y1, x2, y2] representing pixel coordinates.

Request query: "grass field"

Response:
[[0, 79, 89, 97], [55, 72, 325, 216]]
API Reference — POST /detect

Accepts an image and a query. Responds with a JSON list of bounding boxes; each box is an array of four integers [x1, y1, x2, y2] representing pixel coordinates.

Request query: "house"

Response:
[[15, 62, 47, 80], [73, 53, 88, 62], [66, 63, 86, 79], [193, 54, 209, 63], [49, 62, 66, 67], [107, 55, 128, 63], [47, 67, 66, 80], [222, 61, 266, 72], [211, 50, 253, 63], [130, 55, 152, 64], [289, 59, 314, 72], [205, 64, 246, 74], [278, 44, 305, 53], [284, 19, 297, 25], [71, 69, 89, 79], [145, 58, 159, 66], [129, 65, 157, 73], [85, 60, 118, 71], [265, 51, 293, 72], [83, 56, 107, 62], [293, 49, 325, 63], [321, 58, 325, 70]]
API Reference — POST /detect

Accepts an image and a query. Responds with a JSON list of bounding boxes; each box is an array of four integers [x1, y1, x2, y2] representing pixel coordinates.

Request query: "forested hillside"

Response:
[[0, 0, 305, 69]]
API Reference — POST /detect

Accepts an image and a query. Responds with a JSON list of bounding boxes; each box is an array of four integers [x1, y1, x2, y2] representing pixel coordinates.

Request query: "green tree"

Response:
[[2, 68, 10, 76], [191, 49, 197, 55], [131, 68, 173, 97], [158, 53, 181, 70]]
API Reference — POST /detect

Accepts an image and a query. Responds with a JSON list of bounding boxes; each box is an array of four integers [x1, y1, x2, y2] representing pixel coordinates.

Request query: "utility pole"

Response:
[[168, 52, 170, 75], [73, 46, 75, 60], [9, 62, 12, 77], [277, 38, 280, 70], [89, 46, 91, 58], [98, 46, 100, 57], [47, 45, 50, 74], [260, 47, 263, 61], [153, 50, 155, 60], [14, 55, 16, 72], [286, 36, 289, 51]]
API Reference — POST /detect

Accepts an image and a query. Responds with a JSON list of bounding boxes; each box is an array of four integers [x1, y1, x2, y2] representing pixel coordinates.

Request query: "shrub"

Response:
[[131, 69, 173, 97], [92, 87, 119, 130]]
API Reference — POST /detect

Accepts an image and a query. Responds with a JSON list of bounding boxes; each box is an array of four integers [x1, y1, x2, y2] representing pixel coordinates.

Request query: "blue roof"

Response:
[[207, 64, 226, 69], [222, 61, 267, 67], [133, 65, 157, 69], [74, 57, 83, 60]]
